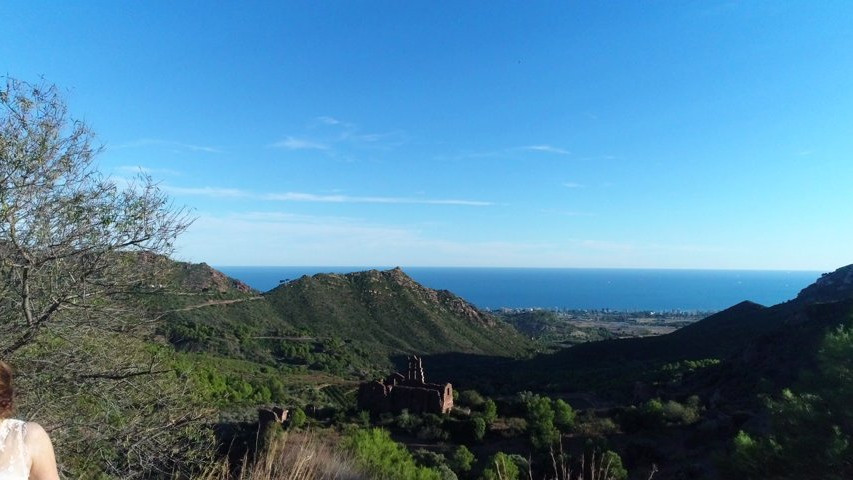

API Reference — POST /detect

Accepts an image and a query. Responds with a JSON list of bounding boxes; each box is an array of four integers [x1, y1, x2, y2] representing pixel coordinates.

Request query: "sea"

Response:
[[214, 266, 824, 312]]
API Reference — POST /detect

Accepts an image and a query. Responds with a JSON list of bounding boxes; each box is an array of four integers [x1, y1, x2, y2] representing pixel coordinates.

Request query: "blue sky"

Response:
[[3, 1, 851, 269]]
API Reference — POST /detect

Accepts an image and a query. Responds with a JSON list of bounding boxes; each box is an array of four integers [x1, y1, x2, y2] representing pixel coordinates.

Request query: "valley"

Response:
[[147, 259, 853, 479]]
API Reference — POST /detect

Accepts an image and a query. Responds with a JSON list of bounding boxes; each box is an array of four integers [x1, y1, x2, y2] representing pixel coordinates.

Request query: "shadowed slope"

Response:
[[511, 264, 853, 397]]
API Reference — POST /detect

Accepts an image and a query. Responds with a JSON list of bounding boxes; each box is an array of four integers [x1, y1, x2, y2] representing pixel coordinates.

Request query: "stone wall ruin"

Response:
[[357, 356, 453, 415]]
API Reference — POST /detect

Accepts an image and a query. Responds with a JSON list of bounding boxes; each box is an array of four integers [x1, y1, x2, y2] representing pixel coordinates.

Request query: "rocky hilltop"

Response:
[[171, 261, 255, 294], [264, 267, 531, 357], [795, 263, 853, 304], [137, 252, 255, 294], [383, 267, 497, 327]]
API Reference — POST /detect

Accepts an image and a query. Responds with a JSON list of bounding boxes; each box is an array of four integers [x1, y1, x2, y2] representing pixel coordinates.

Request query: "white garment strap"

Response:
[[0, 419, 30, 480]]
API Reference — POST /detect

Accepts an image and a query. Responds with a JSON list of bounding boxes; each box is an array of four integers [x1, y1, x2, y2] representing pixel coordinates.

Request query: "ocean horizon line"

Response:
[[215, 266, 824, 312], [212, 265, 826, 273]]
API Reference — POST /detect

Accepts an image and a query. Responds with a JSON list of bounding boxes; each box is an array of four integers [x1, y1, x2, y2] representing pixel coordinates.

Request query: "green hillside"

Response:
[[264, 267, 534, 357], [153, 264, 533, 371]]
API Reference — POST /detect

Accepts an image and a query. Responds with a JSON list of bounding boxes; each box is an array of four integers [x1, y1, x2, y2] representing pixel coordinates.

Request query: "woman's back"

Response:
[[0, 419, 30, 479]]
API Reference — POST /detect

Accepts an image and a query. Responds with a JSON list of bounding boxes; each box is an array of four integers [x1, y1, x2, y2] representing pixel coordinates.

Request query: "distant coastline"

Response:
[[215, 266, 822, 312]]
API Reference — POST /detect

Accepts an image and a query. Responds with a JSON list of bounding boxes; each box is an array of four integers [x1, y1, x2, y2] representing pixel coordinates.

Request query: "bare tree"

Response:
[[0, 77, 210, 478], [0, 78, 193, 354]]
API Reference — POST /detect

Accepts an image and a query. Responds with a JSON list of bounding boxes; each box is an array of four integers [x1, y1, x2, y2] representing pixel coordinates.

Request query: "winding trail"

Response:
[[164, 295, 264, 314]]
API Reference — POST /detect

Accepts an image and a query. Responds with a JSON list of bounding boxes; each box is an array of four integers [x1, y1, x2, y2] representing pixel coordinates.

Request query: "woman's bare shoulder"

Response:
[[23, 422, 52, 449], [24, 421, 48, 437], [23, 421, 60, 480]]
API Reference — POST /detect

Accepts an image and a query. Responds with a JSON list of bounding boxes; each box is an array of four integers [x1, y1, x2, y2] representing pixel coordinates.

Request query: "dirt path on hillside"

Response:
[[251, 335, 316, 341], [163, 295, 264, 314], [180, 296, 263, 310]]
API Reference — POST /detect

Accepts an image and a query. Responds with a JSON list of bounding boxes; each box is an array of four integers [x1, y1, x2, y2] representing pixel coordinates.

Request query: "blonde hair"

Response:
[[0, 361, 12, 418]]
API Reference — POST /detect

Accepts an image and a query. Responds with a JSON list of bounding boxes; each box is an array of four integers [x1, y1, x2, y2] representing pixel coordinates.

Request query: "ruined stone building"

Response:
[[357, 356, 453, 414]]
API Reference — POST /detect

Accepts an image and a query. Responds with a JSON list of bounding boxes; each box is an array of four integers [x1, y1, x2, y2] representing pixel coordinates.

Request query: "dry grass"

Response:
[[197, 431, 365, 480]]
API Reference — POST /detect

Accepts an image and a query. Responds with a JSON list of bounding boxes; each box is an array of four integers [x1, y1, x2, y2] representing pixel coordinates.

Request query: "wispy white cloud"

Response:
[[274, 118, 408, 154], [111, 138, 222, 153], [176, 212, 554, 266], [177, 212, 728, 268], [117, 165, 182, 176], [264, 192, 493, 206], [163, 186, 249, 198], [316, 116, 343, 126], [336, 127, 407, 146], [270, 136, 330, 150], [443, 144, 573, 161], [174, 210, 735, 268], [164, 184, 493, 206], [522, 145, 571, 155], [562, 182, 584, 188]]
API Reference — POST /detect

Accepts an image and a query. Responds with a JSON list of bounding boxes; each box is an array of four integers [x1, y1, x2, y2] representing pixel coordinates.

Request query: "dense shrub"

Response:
[[481, 452, 520, 480], [524, 394, 559, 449], [619, 396, 701, 432], [417, 424, 450, 442], [500, 417, 528, 439], [344, 428, 441, 480], [661, 396, 701, 425], [553, 399, 576, 432], [471, 417, 487, 442], [458, 390, 485, 408], [396, 409, 423, 433], [481, 398, 498, 425], [723, 324, 853, 479], [289, 407, 307, 430], [596, 450, 629, 480], [449, 445, 475, 473], [575, 411, 619, 438], [413, 449, 448, 469], [437, 465, 459, 480]]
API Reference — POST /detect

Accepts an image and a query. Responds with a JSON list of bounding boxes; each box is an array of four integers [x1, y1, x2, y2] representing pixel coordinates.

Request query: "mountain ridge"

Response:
[[506, 263, 853, 398], [263, 267, 532, 357]]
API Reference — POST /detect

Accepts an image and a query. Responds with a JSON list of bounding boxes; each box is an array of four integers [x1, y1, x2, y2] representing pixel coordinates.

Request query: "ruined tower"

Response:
[[357, 355, 453, 414], [408, 355, 425, 383]]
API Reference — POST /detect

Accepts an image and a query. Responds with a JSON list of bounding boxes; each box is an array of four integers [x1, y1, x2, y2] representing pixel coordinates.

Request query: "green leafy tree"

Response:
[[471, 416, 487, 442], [289, 407, 307, 430], [553, 399, 576, 432], [525, 394, 559, 450], [438, 464, 459, 480], [458, 389, 485, 408], [482, 398, 498, 425], [449, 445, 475, 473], [724, 324, 853, 479], [396, 409, 422, 433], [414, 449, 448, 469], [481, 452, 519, 480], [344, 428, 441, 480], [0, 77, 206, 478], [596, 450, 628, 480]]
